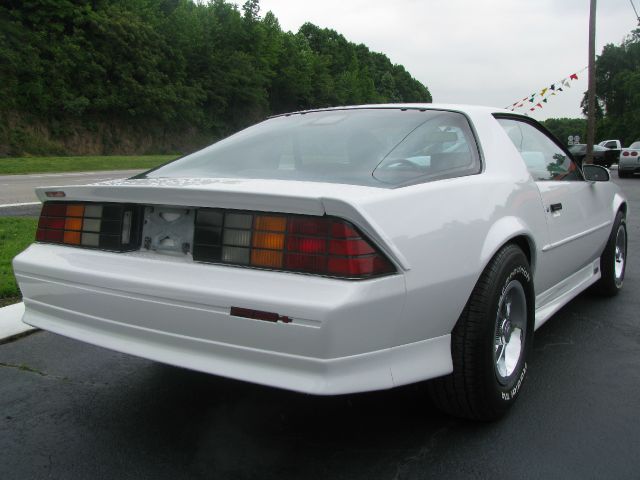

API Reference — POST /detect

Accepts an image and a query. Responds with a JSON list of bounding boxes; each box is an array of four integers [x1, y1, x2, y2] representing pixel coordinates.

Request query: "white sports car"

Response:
[[13, 105, 627, 420], [618, 140, 640, 178]]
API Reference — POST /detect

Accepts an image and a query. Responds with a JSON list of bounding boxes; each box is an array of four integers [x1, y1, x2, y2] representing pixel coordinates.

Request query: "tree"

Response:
[[0, 0, 432, 155], [582, 29, 640, 145]]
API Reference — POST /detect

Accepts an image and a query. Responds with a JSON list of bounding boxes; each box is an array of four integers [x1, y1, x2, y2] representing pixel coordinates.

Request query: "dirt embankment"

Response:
[[0, 113, 213, 157]]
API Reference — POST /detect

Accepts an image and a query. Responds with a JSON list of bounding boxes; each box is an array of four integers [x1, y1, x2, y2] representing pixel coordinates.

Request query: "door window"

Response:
[[497, 119, 582, 181]]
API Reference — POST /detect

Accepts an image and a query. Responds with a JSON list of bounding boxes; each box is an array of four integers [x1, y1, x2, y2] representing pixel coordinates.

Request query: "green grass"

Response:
[[0, 217, 38, 300], [0, 155, 178, 175]]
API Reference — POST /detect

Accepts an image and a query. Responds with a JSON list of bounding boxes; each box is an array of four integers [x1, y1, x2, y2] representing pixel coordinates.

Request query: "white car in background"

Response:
[[618, 141, 640, 178], [13, 105, 627, 421]]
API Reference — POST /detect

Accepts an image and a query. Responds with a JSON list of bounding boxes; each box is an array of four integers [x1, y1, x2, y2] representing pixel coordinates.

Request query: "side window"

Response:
[[604, 141, 616, 149], [373, 113, 480, 184], [497, 118, 582, 181]]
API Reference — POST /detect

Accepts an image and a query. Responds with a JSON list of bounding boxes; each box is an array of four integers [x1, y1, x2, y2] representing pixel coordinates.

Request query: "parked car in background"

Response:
[[13, 105, 628, 421], [569, 143, 617, 168], [598, 139, 622, 150], [618, 140, 640, 178], [597, 139, 621, 164]]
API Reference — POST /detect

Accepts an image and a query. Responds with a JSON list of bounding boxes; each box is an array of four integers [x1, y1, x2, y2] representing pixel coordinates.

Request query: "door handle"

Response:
[[550, 203, 563, 212]]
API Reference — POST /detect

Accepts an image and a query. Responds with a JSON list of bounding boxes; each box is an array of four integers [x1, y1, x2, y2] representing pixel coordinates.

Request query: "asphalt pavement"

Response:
[[0, 170, 143, 216], [1, 176, 639, 479]]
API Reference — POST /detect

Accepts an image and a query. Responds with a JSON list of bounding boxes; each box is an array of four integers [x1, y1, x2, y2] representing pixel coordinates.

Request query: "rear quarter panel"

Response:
[[347, 111, 549, 346]]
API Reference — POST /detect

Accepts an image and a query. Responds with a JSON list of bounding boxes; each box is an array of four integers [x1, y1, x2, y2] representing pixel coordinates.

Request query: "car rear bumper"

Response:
[[618, 164, 640, 173], [14, 244, 453, 394]]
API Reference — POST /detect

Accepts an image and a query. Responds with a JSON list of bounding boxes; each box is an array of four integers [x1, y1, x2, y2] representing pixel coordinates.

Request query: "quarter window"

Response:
[[497, 118, 581, 181]]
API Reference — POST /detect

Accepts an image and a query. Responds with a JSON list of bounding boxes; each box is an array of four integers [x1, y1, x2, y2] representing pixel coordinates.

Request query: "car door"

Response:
[[497, 118, 612, 294]]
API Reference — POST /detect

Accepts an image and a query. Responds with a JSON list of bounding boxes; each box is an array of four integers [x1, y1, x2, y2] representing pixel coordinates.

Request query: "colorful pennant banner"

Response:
[[505, 66, 587, 112]]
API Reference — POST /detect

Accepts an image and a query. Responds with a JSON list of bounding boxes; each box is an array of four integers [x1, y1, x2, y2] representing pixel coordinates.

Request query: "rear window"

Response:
[[141, 109, 481, 188]]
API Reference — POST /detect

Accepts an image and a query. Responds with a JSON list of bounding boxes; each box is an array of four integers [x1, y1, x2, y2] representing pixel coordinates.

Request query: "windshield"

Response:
[[140, 108, 481, 188]]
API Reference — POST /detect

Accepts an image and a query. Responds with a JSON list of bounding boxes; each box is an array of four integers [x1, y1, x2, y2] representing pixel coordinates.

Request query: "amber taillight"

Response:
[[36, 202, 140, 251], [193, 209, 396, 279]]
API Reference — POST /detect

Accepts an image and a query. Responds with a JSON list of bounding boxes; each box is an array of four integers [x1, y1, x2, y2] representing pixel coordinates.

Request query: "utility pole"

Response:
[[585, 0, 597, 164]]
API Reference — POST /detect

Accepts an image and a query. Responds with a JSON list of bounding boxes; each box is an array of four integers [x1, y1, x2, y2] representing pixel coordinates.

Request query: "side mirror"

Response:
[[583, 164, 610, 182]]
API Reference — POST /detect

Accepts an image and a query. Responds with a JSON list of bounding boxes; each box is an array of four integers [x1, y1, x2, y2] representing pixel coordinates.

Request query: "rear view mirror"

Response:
[[583, 164, 610, 182]]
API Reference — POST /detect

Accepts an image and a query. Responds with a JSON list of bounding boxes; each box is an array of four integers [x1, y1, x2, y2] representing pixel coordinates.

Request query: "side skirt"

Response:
[[534, 258, 601, 330]]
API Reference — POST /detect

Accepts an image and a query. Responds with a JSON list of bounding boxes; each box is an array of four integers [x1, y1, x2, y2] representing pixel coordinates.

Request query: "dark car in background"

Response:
[[569, 144, 617, 168]]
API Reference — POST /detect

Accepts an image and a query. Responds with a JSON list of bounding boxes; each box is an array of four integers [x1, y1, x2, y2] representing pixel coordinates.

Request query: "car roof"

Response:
[[269, 103, 517, 119]]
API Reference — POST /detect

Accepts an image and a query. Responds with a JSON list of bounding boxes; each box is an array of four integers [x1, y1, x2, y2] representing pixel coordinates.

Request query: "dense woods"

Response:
[[581, 28, 640, 146], [0, 0, 432, 156], [541, 118, 586, 145]]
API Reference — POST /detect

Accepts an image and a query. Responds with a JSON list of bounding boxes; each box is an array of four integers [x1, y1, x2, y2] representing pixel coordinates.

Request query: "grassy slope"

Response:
[[0, 155, 178, 175], [0, 217, 38, 300]]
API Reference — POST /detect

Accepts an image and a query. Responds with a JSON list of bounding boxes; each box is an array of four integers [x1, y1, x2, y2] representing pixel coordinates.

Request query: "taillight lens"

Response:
[[37, 202, 139, 251], [623, 151, 630, 156], [632, 151, 638, 157], [193, 209, 396, 279]]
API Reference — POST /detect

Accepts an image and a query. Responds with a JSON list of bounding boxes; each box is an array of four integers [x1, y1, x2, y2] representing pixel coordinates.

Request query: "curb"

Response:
[[0, 302, 35, 342]]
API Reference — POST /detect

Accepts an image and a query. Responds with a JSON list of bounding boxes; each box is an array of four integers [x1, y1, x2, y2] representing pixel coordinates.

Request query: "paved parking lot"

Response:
[[1, 176, 639, 480]]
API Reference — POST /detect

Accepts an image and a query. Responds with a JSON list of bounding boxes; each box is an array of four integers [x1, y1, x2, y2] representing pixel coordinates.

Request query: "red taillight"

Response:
[[36, 202, 139, 251], [632, 151, 638, 157], [623, 151, 630, 156], [193, 210, 396, 279]]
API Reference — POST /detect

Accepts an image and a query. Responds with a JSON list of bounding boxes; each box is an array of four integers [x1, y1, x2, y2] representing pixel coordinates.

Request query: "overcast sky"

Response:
[[230, 0, 638, 120]]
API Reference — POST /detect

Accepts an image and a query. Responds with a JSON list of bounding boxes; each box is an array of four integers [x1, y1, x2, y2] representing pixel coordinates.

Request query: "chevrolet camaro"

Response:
[[13, 105, 628, 420]]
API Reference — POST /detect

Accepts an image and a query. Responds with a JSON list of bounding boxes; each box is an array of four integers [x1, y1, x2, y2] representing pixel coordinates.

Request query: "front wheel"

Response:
[[429, 244, 534, 421], [592, 211, 627, 296]]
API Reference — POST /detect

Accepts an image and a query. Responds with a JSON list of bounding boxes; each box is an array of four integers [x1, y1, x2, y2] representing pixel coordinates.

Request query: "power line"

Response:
[[630, 0, 640, 25]]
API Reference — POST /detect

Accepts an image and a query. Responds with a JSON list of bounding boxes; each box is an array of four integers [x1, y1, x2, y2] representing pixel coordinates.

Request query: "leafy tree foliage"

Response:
[[582, 29, 640, 146], [0, 0, 431, 155], [541, 118, 586, 145]]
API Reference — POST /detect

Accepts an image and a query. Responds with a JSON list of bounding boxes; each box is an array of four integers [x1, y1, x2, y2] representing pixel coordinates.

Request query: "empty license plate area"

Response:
[[141, 206, 195, 256]]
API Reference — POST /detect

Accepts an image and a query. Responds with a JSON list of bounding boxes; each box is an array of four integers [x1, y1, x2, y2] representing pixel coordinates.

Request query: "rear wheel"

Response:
[[429, 244, 534, 421], [592, 211, 626, 296], [618, 170, 630, 178]]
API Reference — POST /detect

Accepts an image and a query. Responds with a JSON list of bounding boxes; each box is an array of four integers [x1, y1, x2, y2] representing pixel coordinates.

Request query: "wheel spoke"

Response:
[[504, 299, 511, 319], [495, 343, 506, 368]]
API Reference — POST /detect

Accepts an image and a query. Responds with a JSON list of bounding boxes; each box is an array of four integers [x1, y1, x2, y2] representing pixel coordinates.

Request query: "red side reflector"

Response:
[[230, 307, 291, 323]]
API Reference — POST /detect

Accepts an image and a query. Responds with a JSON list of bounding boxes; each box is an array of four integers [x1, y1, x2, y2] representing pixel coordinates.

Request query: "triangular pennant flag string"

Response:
[[504, 66, 587, 111]]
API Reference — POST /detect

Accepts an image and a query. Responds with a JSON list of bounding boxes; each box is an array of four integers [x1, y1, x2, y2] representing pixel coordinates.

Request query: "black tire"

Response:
[[592, 211, 627, 296], [618, 170, 629, 178], [429, 244, 534, 421]]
